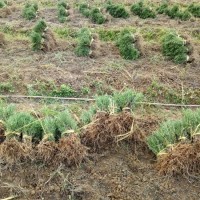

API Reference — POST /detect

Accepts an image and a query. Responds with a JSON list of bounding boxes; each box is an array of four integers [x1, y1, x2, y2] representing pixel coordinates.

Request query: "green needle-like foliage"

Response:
[[22, 2, 38, 20], [79, 3, 91, 18], [58, 0, 69, 10], [75, 28, 92, 57], [55, 110, 78, 133], [131, 1, 156, 19], [162, 32, 188, 64], [106, 2, 129, 18], [0, 0, 6, 8], [156, 3, 168, 14], [147, 109, 200, 155], [0, 103, 15, 122], [178, 10, 192, 21], [80, 105, 97, 125], [95, 95, 111, 112], [33, 19, 47, 33], [57, 1, 69, 23], [113, 89, 143, 112], [188, 3, 200, 17], [31, 31, 42, 51], [116, 30, 140, 60], [165, 5, 179, 19], [90, 8, 106, 24], [6, 112, 42, 140]]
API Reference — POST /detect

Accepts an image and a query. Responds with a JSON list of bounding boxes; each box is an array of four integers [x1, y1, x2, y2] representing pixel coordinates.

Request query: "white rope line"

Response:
[[0, 95, 200, 107]]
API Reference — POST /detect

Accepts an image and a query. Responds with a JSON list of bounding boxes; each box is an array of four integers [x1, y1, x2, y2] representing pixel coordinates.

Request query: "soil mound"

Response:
[[157, 141, 200, 177], [42, 29, 57, 52], [0, 7, 11, 18], [81, 111, 134, 152]]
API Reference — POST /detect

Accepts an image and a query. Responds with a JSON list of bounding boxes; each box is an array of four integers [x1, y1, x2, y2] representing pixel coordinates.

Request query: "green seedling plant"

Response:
[[79, 3, 91, 17], [162, 32, 188, 64], [80, 105, 97, 125], [106, 1, 129, 18], [0, 0, 6, 8], [147, 108, 200, 155], [0, 103, 15, 122], [95, 95, 111, 112], [156, 3, 168, 14], [188, 3, 200, 17], [90, 8, 106, 24], [131, 1, 156, 19], [116, 29, 140, 60], [75, 28, 92, 57], [22, 2, 38, 20], [57, 0, 70, 23]]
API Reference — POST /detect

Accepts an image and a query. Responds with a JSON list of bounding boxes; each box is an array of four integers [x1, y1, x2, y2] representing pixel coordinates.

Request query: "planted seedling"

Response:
[[22, 2, 38, 20]]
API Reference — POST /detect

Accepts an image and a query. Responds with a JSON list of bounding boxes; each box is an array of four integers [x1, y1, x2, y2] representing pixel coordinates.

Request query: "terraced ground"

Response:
[[0, 0, 200, 199]]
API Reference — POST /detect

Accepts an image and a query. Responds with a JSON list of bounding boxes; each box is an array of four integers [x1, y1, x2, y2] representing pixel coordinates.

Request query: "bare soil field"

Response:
[[0, 0, 200, 199]]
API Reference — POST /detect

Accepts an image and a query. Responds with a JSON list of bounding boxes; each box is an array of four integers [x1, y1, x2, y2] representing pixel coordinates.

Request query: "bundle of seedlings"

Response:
[[0, 0, 11, 18], [0, 32, 5, 46], [131, 1, 156, 19], [106, 1, 129, 18], [116, 29, 140, 60], [188, 3, 200, 18], [90, 8, 106, 24], [22, 2, 38, 20], [147, 108, 200, 156], [156, 2, 168, 14], [31, 19, 57, 51], [156, 140, 200, 177], [75, 28, 92, 57], [162, 32, 189, 64], [57, 0, 70, 23], [81, 110, 134, 152], [80, 105, 97, 125], [79, 3, 91, 18]]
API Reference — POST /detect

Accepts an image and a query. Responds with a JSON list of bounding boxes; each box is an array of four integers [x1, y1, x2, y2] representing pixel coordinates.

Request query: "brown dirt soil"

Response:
[[42, 29, 58, 52], [0, 32, 5, 46], [156, 141, 200, 177]]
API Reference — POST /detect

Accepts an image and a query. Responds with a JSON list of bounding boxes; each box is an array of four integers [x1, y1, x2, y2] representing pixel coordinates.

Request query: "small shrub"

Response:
[[0, 0, 6, 8], [57, 1, 69, 23], [51, 84, 76, 97], [188, 3, 200, 17], [113, 89, 143, 112], [95, 95, 111, 112], [79, 3, 91, 17], [33, 19, 47, 33], [0, 82, 14, 93], [116, 30, 140, 60], [147, 108, 200, 155], [75, 28, 92, 57], [162, 32, 188, 64], [165, 5, 179, 19], [178, 10, 192, 21], [106, 2, 129, 18], [80, 105, 97, 125], [156, 3, 168, 14], [90, 8, 106, 24], [131, 1, 156, 19], [22, 2, 38, 20], [0, 103, 15, 121], [58, 0, 70, 10]]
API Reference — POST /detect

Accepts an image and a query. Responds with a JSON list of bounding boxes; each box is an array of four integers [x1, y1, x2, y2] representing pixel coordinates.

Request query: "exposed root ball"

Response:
[[89, 34, 101, 58], [0, 32, 6, 46], [0, 7, 11, 18], [134, 34, 145, 56], [156, 141, 200, 177], [36, 141, 58, 165], [57, 134, 88, 167], [81, 112, 133, 152], [0, 139, 31, 165], [42, 29, 57, 52]]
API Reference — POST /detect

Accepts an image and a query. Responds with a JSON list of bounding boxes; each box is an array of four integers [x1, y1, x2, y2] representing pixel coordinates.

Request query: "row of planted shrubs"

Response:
[[0, 89, 143, 143], [147, 108, 200, 155]]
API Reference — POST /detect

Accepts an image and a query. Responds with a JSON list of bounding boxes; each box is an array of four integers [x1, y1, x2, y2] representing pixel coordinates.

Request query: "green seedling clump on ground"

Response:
[[75, 28, 92, 57], [162, 32, 188, 64], [57, 0, 70, 23], [131, 1, 156, 19], [22, 2, 38, 20], [188, 3, 200, 17], [90, 8, 106, 24], [116, 29, 140, 60]]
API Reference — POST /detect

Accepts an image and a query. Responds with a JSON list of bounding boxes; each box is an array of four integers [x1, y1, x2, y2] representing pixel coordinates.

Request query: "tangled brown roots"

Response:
[[81, 112, 133, 152], [36, 134, 87, 167], [0, 139, 31, 165], [156, 141, 200, 177], [42, 29, 57, 52], [57, 134, 88, 167]]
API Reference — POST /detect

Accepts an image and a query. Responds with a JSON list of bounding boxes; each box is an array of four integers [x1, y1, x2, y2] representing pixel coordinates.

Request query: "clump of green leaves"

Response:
[[188, 3, 200, 17], [178, 10, 191, 21], [80, 105, 97, 125], [6, 112, 43, 141], [162, 32, 188, 64], [106, 2, 129, 18], [22, 2, 38, 20], [51, 84, 76, 97], [147, 108, 200, 155], [0, 103, 15, 122], [31, 19, 47, 51], [156, 3, 168, 14], [75, 28, 92, 57], [0, 0, 6, 8], [131, 1, 156, 19], [113, 89, 143, 112], [116, 29, 140, 60], [57, 0, 70, 23], [90, 8, 106, 24], [79, 3, 91, 17], [95, 95, 111, 112], [165, 4, 179, 19]]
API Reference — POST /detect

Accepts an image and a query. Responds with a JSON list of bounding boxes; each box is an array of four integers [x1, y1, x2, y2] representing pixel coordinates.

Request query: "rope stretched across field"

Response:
[[0, 95, 200, 108]]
